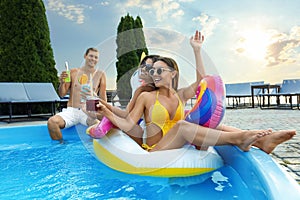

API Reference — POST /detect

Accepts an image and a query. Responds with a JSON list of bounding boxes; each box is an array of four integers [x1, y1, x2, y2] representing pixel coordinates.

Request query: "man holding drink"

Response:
[[47, 47, 107, 141]]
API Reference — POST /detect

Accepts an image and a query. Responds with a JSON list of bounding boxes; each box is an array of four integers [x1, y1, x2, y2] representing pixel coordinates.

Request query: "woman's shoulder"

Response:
[[136, 84, 156, 93], [138, 90, 156, 99]]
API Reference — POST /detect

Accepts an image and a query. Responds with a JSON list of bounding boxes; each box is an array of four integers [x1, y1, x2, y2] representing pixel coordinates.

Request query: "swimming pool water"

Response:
[[0, 125, 255, 200]]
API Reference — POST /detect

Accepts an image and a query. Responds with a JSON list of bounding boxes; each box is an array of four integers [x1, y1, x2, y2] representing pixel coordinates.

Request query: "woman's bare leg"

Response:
[[218, 125, 296, 154], [150, 120, 270, 152]]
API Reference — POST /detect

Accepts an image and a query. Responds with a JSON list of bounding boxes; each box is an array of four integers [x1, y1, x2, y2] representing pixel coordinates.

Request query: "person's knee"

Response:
[[176, 120, 189, 129], [48, 115, 64, 128]]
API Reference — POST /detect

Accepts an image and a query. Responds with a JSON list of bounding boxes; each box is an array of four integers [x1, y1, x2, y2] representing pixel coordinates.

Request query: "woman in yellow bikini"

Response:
[[96, 30, 296, 153]]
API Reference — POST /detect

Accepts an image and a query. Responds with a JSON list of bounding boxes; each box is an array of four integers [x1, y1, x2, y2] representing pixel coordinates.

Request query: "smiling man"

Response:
[[47, 47, 107, 141]]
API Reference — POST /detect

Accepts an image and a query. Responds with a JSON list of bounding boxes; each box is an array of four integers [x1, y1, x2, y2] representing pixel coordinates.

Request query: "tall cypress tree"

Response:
[[115, 14, 148, 104], [0, 0, 58, 86], [134, 16, 148, 59], [116, 14, 138, 82]]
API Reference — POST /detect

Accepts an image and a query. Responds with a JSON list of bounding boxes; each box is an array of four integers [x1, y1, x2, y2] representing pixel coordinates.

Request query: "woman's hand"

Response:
[[190, 30, 204, 51], [96, 102, 109, 116]]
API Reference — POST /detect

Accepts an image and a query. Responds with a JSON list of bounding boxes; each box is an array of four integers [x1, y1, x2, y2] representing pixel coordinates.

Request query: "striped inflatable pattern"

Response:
[[185, 75, 225, 128]]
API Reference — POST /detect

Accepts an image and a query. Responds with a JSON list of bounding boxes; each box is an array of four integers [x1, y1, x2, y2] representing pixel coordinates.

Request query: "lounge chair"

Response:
[[106, 90, 117, 103], [0, 82, 29, 121], [23, 82, 62, 116], [259, 79, 300, 109], [0, 82, 63, 122], [225, 81, 264, 108]]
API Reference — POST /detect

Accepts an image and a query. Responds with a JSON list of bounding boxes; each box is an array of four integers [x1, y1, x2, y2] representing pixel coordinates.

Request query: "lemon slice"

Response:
[[79, 74, 88, 84]]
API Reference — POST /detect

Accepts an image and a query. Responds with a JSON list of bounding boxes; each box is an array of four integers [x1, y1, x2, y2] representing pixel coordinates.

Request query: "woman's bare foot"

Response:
[[253, 130, 296, 154], [237, 130, 271, 151]]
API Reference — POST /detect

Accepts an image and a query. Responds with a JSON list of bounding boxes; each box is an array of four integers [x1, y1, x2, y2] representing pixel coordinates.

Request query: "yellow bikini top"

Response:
[[149, 91, 185, 135]]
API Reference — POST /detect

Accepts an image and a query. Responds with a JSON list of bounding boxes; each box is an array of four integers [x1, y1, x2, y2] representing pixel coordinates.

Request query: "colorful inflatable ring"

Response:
[[185, 75, 225, 128], [93, 129, 224, 177]]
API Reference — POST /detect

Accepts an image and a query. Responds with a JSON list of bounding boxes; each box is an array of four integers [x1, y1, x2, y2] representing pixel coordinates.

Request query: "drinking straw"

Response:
[[65, 61, 69, 71], [89, 73, 93, 97]]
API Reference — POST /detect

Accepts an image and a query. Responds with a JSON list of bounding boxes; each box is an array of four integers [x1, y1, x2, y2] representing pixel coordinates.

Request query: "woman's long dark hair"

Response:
[[140, 55, 160, 66]]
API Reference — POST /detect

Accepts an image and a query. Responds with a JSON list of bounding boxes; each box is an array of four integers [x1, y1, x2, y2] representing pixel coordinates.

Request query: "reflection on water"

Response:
[[211, 171, 231, 191]]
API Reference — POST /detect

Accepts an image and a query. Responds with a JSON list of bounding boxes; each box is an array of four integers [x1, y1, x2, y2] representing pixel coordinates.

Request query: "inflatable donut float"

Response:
[[91, 75, 226, 177]]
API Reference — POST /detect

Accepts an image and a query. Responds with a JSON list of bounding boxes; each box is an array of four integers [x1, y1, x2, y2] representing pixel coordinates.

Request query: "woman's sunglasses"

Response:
[[138, 63, 153, 75], [149, 67, 173, 76], [140, 63, 152, 71]]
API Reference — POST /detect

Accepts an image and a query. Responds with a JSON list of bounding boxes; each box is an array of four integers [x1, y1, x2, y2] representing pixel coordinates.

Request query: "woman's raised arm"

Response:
[[180, 30, 205, 101]]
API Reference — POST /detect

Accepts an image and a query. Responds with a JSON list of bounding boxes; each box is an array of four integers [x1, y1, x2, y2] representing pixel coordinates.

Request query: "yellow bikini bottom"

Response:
[[142, 143, 156, 151]]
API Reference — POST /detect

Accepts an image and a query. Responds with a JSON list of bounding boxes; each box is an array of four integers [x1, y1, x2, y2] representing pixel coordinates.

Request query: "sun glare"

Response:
[[238, 29, 270, 60]]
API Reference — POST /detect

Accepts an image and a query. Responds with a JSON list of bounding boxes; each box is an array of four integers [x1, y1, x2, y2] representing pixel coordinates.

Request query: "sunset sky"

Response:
[[42, 0, 300, 89]]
